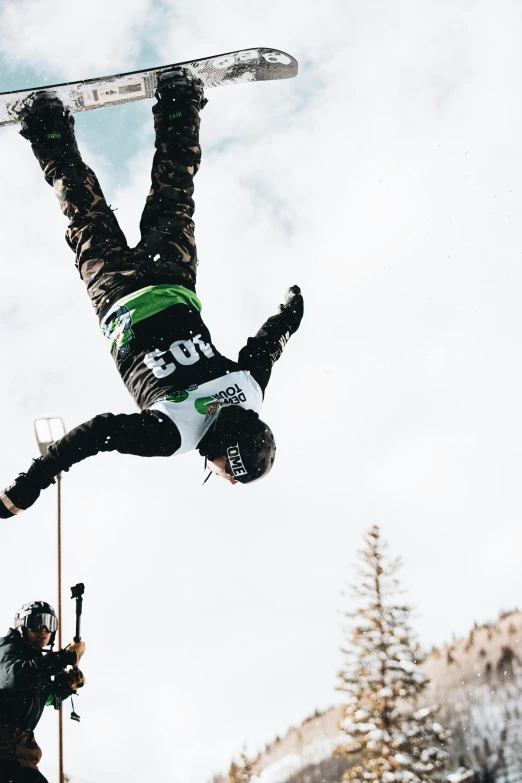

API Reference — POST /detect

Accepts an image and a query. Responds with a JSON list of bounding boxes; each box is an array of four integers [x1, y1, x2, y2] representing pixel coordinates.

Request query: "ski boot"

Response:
[[153, 67, 207, 132], [19, 91, 78, 152]]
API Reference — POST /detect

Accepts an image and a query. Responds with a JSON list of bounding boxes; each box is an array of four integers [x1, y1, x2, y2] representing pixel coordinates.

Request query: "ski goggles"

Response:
[[24, 613, 58, 633]]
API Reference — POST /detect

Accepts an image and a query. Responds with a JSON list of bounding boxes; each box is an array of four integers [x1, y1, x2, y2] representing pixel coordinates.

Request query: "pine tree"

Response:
[[228, 746, 253, 783], [335, 525, 452, 782]]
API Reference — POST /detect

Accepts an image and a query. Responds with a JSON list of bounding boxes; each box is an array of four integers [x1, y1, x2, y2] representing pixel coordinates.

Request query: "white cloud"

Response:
[[0, 0, 155, 77]]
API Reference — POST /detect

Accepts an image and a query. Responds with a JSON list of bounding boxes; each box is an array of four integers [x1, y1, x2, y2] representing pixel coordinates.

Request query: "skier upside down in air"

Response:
[[0, 68, 303, 520]]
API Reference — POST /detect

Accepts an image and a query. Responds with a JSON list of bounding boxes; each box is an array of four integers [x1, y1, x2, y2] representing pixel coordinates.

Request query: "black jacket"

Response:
[[44, 296, 303, 469], [0, 630, 76, 731], [45, 291, 304, 466], [0, 289, 303, 517]]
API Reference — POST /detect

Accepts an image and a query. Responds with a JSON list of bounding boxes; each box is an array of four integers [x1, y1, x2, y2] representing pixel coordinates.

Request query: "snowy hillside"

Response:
[[249, 611, 522, 783], [428, 611, 522, 783]]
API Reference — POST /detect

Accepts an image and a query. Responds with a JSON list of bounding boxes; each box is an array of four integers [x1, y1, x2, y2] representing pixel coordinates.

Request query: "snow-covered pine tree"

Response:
[[335, 525, 454, 783], [228, 746, 253, 783]]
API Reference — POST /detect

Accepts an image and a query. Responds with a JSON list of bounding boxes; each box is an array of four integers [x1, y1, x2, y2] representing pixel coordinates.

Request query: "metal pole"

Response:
[[57, 473, 64, 783]]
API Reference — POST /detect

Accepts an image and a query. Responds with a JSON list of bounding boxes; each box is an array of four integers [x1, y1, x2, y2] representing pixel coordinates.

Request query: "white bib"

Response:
[[150, 370, 263, 454]]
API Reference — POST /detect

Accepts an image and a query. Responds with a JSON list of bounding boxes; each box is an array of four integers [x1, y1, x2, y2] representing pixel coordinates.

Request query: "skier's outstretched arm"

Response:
[[237, 285, 304, 393], [0, 411, 181, 519]]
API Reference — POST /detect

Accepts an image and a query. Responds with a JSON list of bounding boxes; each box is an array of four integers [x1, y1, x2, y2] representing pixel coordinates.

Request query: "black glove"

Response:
[[54, 667, 86, 694], [282, 284, 301, 304], [279, 285, 304, 330], [0, 456, 59, 518]]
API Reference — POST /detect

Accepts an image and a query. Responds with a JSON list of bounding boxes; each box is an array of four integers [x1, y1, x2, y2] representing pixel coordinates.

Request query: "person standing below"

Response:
[[0, 602, 85, 782]]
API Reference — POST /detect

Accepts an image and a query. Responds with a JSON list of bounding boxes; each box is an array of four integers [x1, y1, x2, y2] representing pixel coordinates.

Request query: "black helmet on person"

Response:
[[198, 406, 276, 484], [14, 600, 58, 646]]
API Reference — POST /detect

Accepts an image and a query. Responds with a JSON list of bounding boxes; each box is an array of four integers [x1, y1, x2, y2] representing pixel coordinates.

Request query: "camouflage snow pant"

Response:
[[28, 99, 202, 320], [0, 726, 47, 782]]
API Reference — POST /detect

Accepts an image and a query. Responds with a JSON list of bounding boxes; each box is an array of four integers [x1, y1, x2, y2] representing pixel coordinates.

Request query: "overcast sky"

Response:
[[0, 1, 521, 781]]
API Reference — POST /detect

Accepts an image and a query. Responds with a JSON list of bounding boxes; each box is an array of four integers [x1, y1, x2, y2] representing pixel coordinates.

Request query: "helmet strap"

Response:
[[202, 457, 213, 485]]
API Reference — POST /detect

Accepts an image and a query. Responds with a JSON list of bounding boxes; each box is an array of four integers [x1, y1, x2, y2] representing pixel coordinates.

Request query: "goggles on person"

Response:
[[24, 613, 58, 633]]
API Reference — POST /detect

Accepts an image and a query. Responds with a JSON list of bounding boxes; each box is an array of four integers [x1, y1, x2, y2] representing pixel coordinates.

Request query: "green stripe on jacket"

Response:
[[101, 284, 202, 351]]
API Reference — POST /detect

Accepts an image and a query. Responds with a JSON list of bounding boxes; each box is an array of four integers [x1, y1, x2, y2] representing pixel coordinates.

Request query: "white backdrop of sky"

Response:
[[0, 1, 521, 781]]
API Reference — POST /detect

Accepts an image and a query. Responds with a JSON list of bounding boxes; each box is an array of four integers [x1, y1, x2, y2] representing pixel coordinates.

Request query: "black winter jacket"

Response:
[[45, 288, 304, 467], [0, 287, 304, 517], [0, 630, 76, 731]]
